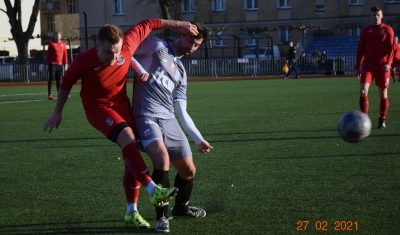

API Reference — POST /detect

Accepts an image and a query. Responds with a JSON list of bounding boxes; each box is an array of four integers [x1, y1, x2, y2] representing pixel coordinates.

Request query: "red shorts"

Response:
[[85, 103, 134, 138], [360, 69, 390, 88]]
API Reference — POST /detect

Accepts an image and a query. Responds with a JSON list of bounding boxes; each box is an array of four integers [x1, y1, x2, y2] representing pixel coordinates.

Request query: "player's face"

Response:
[[53, 34, 61, 42], [371, 10, 383, 25], [179, 34, 203, 56], [96, 39, 122, 66]]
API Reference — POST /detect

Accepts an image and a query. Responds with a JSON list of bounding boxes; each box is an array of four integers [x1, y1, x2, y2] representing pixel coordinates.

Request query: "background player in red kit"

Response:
[[43, 19, 199, 229], [390, 36, 400, 84], [45, 33, 68, 100], [354, 6, 394, 129]]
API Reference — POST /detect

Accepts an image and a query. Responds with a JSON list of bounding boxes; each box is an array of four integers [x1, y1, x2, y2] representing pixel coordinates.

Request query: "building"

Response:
[[77, 0, 400, 59]]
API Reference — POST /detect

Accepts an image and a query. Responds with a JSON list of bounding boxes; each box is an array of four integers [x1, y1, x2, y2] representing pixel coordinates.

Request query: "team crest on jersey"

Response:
[[106, 117, 114, 126], [117, 54, 125, 65], [380, 29, 386, 35]]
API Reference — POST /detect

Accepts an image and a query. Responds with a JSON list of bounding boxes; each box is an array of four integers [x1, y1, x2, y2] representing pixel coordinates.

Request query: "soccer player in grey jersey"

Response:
[[130, 22, 212, 233]]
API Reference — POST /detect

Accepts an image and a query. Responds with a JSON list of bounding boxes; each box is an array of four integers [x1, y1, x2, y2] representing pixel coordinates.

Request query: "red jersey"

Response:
[[393, 42, 400, 63], [46, 41, 68, 65], [355, 23, 394, 70], [60, 19, 162, 111]]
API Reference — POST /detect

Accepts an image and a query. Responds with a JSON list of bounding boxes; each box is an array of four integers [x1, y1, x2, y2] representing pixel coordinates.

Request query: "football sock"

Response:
[[174, 173, 193, 213], [359, 96, 369, 115], [122, 143, 152, 187], [126, 203, 137, 215], [380, 98, 388, 119], [145, 181, 157, 195], [123, 167, 140, 205], [152, 169, 170, 220]]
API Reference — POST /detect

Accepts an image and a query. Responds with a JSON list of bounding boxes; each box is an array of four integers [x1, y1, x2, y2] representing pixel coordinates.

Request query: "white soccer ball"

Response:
[[337, 110, 372, 143]]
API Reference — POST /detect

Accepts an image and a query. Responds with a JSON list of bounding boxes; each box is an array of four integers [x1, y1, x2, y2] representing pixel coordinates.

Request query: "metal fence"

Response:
[[1, 55, 356, 82]]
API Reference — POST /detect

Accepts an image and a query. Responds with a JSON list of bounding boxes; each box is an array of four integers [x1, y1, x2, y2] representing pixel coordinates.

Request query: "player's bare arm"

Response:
[[43, 88, 71, 133], [160, 19, 198, 36]]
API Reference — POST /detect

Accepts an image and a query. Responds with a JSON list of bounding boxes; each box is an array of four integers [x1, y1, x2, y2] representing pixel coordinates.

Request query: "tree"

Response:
[[1, 0, 40, 65]]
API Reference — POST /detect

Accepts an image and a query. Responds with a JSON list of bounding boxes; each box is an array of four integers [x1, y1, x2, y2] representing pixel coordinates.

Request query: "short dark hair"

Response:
[[370, 6, 382, 13], [98, 24, 124, 44], [190, 21, 211, 43]]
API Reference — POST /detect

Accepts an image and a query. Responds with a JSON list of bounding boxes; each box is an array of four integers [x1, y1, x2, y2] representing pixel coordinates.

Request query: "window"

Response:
[[67, 0, 76, 14], [315, 5, 325, 11], [278, 27, 292, 44], [113, 0, 125, 15], [244, 0, 258, 10], [348, 24, 362, 37], [213, 30, 227, 47], [385, 0, 400, 3], [182, 0, 195, 12], [47, 17, 54, 33], [46, 0, 53, 11], [348, 0, 364, 5], [212, 0, 226, 11], [278, 0, 291, 8]]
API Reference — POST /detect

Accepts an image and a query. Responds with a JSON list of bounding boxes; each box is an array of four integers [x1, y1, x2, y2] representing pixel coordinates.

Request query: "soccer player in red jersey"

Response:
[[390, 36, 400, 83], [43, 18, 199, 229], [354, 6, 395, 129], [45, 33, 68, 100]]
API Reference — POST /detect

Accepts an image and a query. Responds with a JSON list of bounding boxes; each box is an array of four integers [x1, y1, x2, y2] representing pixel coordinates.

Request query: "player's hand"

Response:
[[355, 70, 360, 79], [197, 141, 213, 154], [43, 112, 62, 133], [383, 64, 390, 72], [178, 21, 199, 36], [138, 73, 149, 82]]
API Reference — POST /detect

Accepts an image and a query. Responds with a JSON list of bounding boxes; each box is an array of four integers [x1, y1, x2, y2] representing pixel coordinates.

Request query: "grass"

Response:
[[0, 77, 399, 234]]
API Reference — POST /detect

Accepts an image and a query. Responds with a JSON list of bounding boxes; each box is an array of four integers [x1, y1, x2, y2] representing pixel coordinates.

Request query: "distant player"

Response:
[[390, 36, 400, 83], [354, 6, 394, 129]]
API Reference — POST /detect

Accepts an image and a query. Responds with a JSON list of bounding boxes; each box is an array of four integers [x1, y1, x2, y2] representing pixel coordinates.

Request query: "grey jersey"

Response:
[[132, 37, 187, 119]]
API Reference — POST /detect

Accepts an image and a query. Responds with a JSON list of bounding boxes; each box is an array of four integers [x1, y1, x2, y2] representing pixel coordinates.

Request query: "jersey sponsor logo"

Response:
[[145, 120, 157, 125], [150, 66, 176, 92], [117, 54, 125, 65], [106, 117, 114, 126], [143, 128, 152, 136]]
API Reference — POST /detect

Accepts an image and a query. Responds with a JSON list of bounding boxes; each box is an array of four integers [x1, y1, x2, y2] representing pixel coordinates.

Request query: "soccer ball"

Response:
[[337, 110, 372, 143]]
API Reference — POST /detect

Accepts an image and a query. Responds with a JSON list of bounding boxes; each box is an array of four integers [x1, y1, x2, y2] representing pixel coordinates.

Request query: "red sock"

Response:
[[123, 167, 140, 203], [122, 143, 152, 186], [359, 96, 369, 115], [380, 98, 389, 119]]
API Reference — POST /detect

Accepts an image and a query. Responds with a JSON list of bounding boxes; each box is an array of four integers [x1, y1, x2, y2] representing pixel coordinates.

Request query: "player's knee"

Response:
[[180, 166, 196, 180], [360, 89, 367, 97], [108, 123, 135, 147]]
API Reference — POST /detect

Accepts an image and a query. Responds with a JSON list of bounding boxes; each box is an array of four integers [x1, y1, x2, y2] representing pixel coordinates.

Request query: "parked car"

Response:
[[243, 45, 281, 59]]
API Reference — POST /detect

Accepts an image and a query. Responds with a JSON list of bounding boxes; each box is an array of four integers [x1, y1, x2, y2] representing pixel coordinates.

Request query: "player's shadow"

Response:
[[0, 220, 160, 234]]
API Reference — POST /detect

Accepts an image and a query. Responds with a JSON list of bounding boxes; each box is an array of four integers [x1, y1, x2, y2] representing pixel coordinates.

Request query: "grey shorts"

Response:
[[133, 116, 192, 159]]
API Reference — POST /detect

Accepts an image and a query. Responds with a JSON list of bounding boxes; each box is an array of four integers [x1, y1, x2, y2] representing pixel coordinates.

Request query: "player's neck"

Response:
[[170, 41, 183, 58]]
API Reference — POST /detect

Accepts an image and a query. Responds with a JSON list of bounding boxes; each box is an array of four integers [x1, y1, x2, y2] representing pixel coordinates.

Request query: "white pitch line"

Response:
[[0, 98, 57, 104], [0, 92, 48, 97]]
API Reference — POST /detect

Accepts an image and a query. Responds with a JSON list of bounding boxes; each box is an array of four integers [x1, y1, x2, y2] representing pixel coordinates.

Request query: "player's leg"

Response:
[[376, 71, 389, 129], [293, 61, 299, 79], [163, 119, 206, 218], [123, 168, 150, 229], [47, 64, 55, 99], [359, 70, 372, 115], [54, 65, 62, 93], [133, 116, 172, 232], [391, 67, 396, 83]]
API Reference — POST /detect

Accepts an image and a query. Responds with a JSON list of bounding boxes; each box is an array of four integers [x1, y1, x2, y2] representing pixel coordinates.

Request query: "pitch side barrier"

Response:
[[1, 55, 357, 82], [175, 55, 356, 77]]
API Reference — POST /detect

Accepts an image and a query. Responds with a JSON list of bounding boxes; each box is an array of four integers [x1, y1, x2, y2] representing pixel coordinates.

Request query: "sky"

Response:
[[0, 0, 43, 57]]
